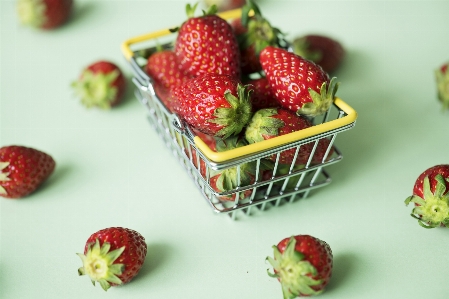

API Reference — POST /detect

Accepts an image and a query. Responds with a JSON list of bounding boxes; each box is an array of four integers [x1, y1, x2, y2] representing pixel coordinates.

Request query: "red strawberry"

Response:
[[267, 235, 333, 297], [311, 138, 334, 165], [173, 3, 240, 79], [435, 62, 449, 110], [244, 108, 314, 165], [247, 77, 280, 110], [203, 0, 246, 12], [405, 164, 449, 228], [260, 46, 339, 117], [172, 73, 252, 139], [72, 61, 127, 109], [0, 145, 55, 199], [292, 34, 345, 74], [17, 0, 73, 29], [77, 227, 147, 291]]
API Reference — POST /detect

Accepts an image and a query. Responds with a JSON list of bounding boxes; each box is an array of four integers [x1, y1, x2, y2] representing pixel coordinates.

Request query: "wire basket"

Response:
[[121, 8, 358, 219]]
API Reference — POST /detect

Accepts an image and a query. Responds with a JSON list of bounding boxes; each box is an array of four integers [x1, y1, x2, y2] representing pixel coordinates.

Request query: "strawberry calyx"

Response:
[[435, 64, 449, 110], [77, 239, 126, 291], [244, 108, 284, 143], [0, 162, 11, 196], [17, 0, 47, 28], [71, 70, 119, 109], [405, 174, 449, 228], [267, 236, 323, 298], [208, 84, 253, 139], [297, 77, 339, 117], [170, 3, 218, 32]]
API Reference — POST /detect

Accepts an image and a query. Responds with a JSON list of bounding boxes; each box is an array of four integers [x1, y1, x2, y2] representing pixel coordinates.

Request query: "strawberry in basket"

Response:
[[435, 62, 449, 110], [404, 164, 449, 228], [247, 77, 281, 111], [260, 46, 339, 117], [17, 0, 73, 29], [173, 3, 241, 79]]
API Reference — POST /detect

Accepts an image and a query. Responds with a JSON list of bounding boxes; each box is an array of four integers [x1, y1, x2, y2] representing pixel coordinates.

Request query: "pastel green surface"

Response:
[[1, 0, 449, 298]]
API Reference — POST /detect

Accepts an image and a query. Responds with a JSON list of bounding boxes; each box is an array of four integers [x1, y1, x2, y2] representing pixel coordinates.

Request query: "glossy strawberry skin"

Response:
[[247, 77, 280, 111], [0, 145, 55, 199], [17, 0, 73, 29], [175, 14, 240, 79], [260, 46, 330, 114], [412, 165, 449, 199], [84, 227, 147, 285], [146, 50, 190, 90]]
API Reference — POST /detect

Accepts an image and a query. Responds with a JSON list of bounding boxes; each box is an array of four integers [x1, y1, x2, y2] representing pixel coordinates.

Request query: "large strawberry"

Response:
[[435, 62, 449, 110], [173, 3, 241, 79], [72, 61, 127, 109], [245, 108, 314, 165], [260, 46, 339, 117], [77, 227, 147, 291], [17, 0, 73, 29], [172, 73, 252, 139], [247, 77, 281, 110], [292, 34, 345, 74], [0, 145, 55, 199], [404, 164, 449, 228], [267, 235, 333, 298]]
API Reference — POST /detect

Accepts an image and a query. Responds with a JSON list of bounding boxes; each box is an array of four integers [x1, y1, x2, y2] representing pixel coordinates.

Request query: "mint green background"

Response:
[[1, 0, 449, 298]]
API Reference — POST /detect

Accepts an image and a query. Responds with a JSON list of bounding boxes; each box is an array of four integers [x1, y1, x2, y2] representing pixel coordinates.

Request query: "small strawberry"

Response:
[[173, 3, 241, 79], [77, 227, 147, 291], [247, 77, 281, 110], [245, 108, 314, 165], [260, 46, 339, 117], [267, 235, 333, 298], [292, 34, 345, 74], [0, 145, 55, 199], [17, 0, 73, 29], [72, 61, 127, 109], [435, 62, 449, 110], [172, 73, 252, 139], [404, 165, 449, 228]]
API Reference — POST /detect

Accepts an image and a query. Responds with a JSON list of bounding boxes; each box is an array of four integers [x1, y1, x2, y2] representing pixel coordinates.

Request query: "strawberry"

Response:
[[72, 61, 127, 109], [292, 34, 345, 74], [244, 108, 314, 165], [247, 77, 281, 110], [311, 138, 334, 164], [17, 0, 73, 29], [259, 46, 339, 117], [267, 235, 333, 298], [77, 227, 147, 291], [435, 62, 449, 110], [173, 3, 241, 79], [0, 145, 55, 199], [404, 164, 449, 228], [231, 0, 284, 75], [172, 73, 252, 139]]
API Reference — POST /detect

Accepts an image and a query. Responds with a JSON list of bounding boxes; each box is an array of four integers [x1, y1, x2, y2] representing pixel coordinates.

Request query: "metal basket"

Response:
[[121, 8, 358, 219]]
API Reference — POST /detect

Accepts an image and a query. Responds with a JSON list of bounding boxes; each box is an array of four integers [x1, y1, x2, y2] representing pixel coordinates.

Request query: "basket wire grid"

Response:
[[122, 8, 357, 219]]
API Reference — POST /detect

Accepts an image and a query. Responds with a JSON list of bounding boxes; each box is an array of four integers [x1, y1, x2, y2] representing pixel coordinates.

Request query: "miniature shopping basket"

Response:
[[121, 8, 358, 219]]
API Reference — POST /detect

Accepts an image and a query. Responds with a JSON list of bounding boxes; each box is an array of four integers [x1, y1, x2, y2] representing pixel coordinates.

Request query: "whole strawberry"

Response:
[[404, 164, 449, 228], [17, 0, 73, 29], [267, 235, 333, 298], [172, 73, 252, 139], [292, 34, 345, 74], [0, 145, 55, 199], [72, 61, 127, 109], [260, 46, 339, 117], [247, 77, 281, 110], [77, 227, 147, 291], [245, 108, 314, 165], [435, 62, 449, 110], [173, 3, 241, 79]]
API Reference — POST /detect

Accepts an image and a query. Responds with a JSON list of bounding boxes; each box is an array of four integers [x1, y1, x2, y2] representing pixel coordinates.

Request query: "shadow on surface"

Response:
[[132, 242, 173, 283], [326, 252, 359, 293]]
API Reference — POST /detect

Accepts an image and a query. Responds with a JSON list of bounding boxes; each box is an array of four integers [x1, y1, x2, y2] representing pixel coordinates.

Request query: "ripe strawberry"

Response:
[[173, 3, 240, 79], [435, 62, 449, 110], [0, 145, 55, 199], [231, 0, 284, 75], [72, 61, 127, 109], [245, 108, 314, 165], [247, 77, 280, 110], [404, 165, 449, 228], [260, 46, 339, 117], [77, 227, 147, 291], [292, 34, 345, 74], [17, 0, 73, 29], [267, 235, 333, 298], [311, 138, 334, 165], [172, 73, 252, 139]]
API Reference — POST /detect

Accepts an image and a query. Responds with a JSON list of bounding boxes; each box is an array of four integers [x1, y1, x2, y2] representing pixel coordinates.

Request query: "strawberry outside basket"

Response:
[[121, 8, 358, 220]]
